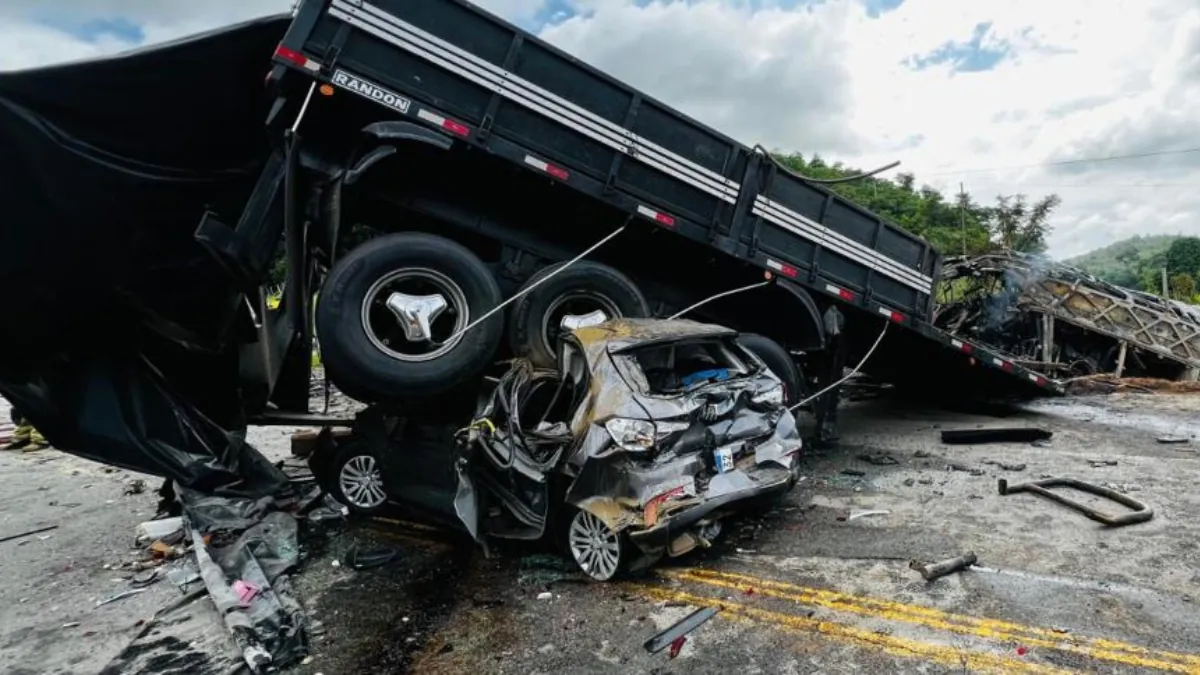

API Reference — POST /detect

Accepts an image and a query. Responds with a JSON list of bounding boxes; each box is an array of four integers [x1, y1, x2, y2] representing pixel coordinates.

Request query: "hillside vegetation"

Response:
[[1068, 235, 1200, 301]]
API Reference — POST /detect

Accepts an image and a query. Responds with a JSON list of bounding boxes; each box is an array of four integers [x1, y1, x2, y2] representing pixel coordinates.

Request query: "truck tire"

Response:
[[316, 232, 503, 401], [737, 333, 803, 406], [508, 261, 650, 367]]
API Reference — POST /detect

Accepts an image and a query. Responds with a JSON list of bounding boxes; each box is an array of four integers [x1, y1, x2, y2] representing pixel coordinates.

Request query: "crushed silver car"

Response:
[[453, 318, 804, 581]]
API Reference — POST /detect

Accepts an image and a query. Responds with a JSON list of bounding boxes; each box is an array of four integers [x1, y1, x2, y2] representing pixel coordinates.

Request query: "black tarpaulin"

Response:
[[0, 16, 290, 493]]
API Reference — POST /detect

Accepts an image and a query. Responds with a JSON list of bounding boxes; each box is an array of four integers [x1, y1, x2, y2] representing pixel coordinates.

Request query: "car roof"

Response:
[[568, 318, 737, 354]]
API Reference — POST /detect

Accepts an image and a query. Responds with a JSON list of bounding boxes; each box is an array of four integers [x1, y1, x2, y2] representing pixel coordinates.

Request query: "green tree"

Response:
[[982, 193, 1061, 253], [1169, 272, 1197, 301], [1165, 237, 1200, 277]]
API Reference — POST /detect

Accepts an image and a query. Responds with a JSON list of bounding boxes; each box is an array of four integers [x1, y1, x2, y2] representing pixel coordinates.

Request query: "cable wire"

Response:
[[788, 320, 890, 412], [441, 222, 628, 344], [924, 146, 1200, 176], [753, 144, 900, 184], [667, 279, 774, 320]]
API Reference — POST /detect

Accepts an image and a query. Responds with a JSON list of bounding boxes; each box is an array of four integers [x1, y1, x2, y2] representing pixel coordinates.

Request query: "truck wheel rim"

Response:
[[339, 454, 387, 509], [362, 268, 469, 363], [568, 510, 621, 581], [542, 293, 620, 357]]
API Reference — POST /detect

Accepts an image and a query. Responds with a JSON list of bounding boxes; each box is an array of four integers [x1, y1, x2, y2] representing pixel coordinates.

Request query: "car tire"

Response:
[[565, 506, 629, 582], [316, 232, 503, 402], [327, 440, 390, 516], [508, 261, 650, 368], [737, 333, 804, 406]]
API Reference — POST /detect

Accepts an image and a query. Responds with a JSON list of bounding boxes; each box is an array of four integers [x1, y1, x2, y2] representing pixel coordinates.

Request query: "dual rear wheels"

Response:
[[315, 232, 650, 401]]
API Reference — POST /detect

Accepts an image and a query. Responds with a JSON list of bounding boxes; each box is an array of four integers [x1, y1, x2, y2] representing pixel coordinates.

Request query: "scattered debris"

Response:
[[233, 579, 262, 606], [998, 478, 1153, 526], [61, 622, 81, 629], [983, 460, 1027, 472], [0, 524, 57, 544], [910, 552, 977, 581], [857, 453, 899, 466], [95, 588, 148, 608], [135, 517, 184, 545], [131, 568, 164, 588], [840, 469, 866, 477], [124, 479, 147, 495], [537, 592, 553, 601], [1088, 459, 1119, 468], [345, 545, 400, 570], [917, 476, 934, 485], [644, 606, 720, 655], [1157, 435, 1191, 445], [914, 450, 932, 458], [847, 509, 890, 521], [948, 463, 986, 476], [942, 428, 1053, 445]]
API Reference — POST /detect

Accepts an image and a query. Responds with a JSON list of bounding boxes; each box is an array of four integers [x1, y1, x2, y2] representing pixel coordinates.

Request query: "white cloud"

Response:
[[5, 0, 1200, 259]]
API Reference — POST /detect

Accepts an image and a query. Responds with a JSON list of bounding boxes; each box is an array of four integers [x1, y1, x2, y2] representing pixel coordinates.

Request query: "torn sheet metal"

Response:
[[456, 318, 803, 577]]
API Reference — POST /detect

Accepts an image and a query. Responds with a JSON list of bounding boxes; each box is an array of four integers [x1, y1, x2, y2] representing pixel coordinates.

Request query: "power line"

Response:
[[924, 147, 1200, 176]]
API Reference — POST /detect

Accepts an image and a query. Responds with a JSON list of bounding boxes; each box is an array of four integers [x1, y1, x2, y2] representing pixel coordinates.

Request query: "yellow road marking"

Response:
[[634, 585, 1070, 675], [664, 568, 1200, 674]]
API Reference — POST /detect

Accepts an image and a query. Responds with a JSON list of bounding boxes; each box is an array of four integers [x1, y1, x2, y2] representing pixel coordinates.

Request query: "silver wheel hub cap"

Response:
[[569, 510, 621, 581], [361, 268, 469, 363], [385, 292, 449, 342], [560, 309, 609, 331], [339, 455, 387, 509]]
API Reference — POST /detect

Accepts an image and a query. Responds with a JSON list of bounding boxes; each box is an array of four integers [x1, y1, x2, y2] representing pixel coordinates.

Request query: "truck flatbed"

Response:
[[274, 0, 1063, 395]]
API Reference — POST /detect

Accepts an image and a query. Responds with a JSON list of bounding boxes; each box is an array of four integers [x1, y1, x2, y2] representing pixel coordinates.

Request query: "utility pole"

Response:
[[958, 182, 967, 256], [1162, 267, 1169, 297]]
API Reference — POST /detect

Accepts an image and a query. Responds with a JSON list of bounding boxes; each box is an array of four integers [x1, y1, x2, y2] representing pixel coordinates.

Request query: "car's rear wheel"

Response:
[[737, 333, 804, 406], [567, 508, 628, 582]]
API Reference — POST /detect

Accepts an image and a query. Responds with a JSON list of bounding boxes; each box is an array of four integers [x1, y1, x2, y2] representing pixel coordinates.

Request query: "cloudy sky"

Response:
[[3, 0, 1198, 259]]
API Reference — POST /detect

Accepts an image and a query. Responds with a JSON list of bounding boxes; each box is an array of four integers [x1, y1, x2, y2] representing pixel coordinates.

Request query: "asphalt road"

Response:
[[4, 391, 1200, 674]]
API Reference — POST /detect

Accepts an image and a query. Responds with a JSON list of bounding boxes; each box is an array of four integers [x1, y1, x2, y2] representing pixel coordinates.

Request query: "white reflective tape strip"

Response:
[[636, 205, 659, 220], [754, 197, 933, 291], [752, 201, 930, 293], [951, 339, 964, 349], [331, 1, 740, 204], [1028, 373, 1039, 382], [766, 259, 785, 273], [302, 59, 321, 72], [825, 284, 841, 295], [417, 109, 445, 126], [992, 358, 1005, 367], [755, 196, 932, 289], [878, 306, 900, 320], [752, 204, 930, 294], [524, 155, 549, 172]]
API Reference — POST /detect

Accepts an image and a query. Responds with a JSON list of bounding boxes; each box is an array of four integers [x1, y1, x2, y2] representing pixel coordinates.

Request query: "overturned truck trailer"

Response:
[[936, 251, 1200, 381]]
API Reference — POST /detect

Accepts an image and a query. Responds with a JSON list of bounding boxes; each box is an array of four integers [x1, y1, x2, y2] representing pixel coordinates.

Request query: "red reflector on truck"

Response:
[[524, 155, 569, 180], [825, 283, 855, 302], [636, 205, 676, 228], [877, 306, 905, 323], [417, 109, 470, 137], [766, 259, 798, 278], [951, 339, 974, 354], [274, 45, 320, 72], [992, 357, 1013, 372]]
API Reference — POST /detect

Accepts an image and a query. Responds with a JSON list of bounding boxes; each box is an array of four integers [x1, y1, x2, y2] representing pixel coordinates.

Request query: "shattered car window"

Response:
[[622, 338, 756, 395]]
